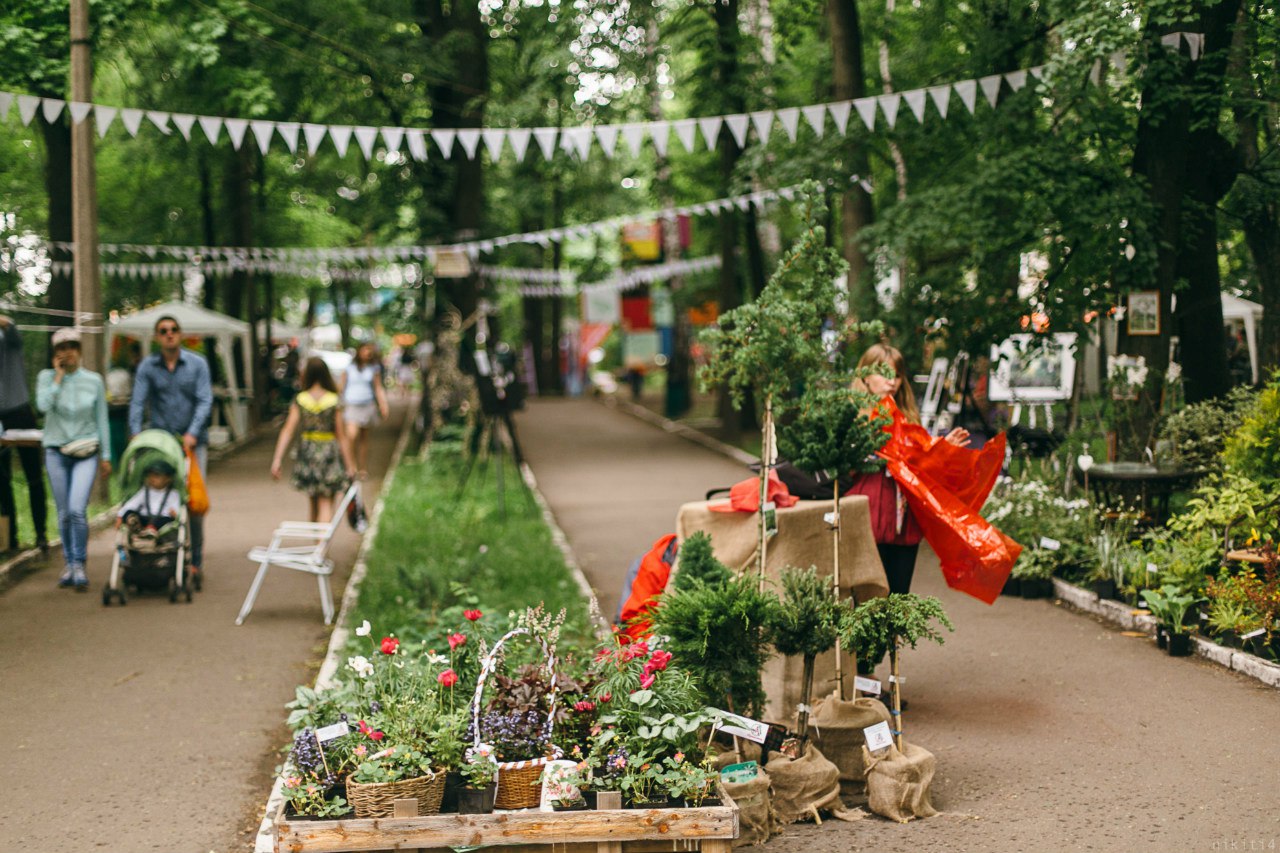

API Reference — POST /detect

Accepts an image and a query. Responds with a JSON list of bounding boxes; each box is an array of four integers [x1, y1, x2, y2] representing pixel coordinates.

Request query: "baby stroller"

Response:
[[102, 430, 192, 606]]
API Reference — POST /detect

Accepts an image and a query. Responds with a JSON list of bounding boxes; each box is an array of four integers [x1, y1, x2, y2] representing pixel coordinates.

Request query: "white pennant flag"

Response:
[[481, 128, 505, 159], [0, 92, 12, 120], [734, 196, 750, 211], [1160, 32, 1181, 49], [508, 128, 532, 161], [405, 130, 428, 161], [96, 105, 118, 138], [17, 95, 40, 126], [532, 127, 558, 160], [902, 89, 927, 122], [724, 114, 749, 148], [828, 101, 852, 134], [380, 126, 404, 154], [1004, 69, 1028, 91], [594, 124, 619, 158], [171, 113, 197, 140], [749, 110, 773, 144], [802, 104, 826, 136], [1183, 32, 1204, 60], [432, 128, 457, 159], [776, 107, 801, 141], [978, 74, 1002, 107], [456, 128, 482, 159], [302, 123, 328, 154], [620, 123, 646, 157], [224, 118, 249, 149], [953, 79, 978, 114], [673, 119, 698, 152], [1029, 65, 1046, 80], [41, 98, 65, 124], [327, 124, 352, 157], [1110, 51, 1128, 74], [1089, 60, 1102, 86], [649, 121, 670, 157], [198, 115, 222, 145], [854, 98, 877, 130], [697, 116, 723, 149], [927, 85, 951, 118], [68, 101, 92, 125], [274, 122, 300, 153], [250, 120, 276, 155], [877, 94, 901, 128], [354, 126, 379, 159], [562, 126, 591, 159], [120, 108, 145, 137], [146, 110, 172, 134]]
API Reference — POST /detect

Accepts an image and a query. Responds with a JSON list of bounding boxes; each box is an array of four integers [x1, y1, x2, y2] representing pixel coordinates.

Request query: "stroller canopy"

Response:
[[119, 430, 189, 502]]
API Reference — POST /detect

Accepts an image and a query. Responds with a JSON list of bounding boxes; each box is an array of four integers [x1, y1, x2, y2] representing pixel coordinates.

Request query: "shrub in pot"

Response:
[[1140, 585, 1200, 657], [457, 746, 497, 814]]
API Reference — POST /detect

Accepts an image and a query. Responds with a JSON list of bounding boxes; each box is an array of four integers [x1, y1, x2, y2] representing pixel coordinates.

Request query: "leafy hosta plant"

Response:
[[1140, 585, 1200, 635]]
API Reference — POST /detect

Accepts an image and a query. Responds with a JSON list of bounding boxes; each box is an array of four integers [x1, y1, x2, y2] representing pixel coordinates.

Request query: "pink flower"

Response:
[[286, 776, 302, 788], [357, 720, 372, 735], [674, 752, 685, 763], [380, 636, 400, 655], [448, 633, 467, 650], [354, 744, 367, 757], [644, 650, 673, 674], [438, 668, 459, 688], [639, 673, 656, 689], [368, 730, 385, 741], [600, 691, 612, 703], [574, 699, 596, 713], [463, 609, 483, 621]]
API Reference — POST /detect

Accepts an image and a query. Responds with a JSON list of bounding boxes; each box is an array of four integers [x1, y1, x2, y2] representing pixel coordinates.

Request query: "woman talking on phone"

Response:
[[36, 328, 111, 590]]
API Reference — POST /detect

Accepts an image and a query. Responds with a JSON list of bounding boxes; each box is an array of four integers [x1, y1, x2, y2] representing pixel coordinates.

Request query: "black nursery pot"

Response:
[[1021, 578, 1052, 599], [1167, 631, 1193, 657], [1092, 579, 1117, 601], [1002, 576, 1022, 597], [457, 784, 497, 814], [1156, 625, 1168, 650], [441, 771, 462, 814]]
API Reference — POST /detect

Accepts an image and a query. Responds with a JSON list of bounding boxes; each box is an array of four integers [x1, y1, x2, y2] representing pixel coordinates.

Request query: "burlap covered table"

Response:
[[675, 495, 888, 721]]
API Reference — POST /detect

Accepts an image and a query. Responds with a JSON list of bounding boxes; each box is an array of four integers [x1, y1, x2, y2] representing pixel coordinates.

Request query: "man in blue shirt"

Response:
[[0, 314, 49, 553], [128, 315, 214, 577]]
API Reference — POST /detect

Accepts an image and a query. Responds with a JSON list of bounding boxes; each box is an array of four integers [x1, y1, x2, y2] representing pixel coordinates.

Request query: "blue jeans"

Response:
[[44, 448, 99, 567]]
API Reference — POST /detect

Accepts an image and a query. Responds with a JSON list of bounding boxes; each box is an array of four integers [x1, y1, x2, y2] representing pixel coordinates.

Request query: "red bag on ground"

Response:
[[709, 472, 799, 513], [618, 534, 678, 639], [874, 398, 1021, 604]]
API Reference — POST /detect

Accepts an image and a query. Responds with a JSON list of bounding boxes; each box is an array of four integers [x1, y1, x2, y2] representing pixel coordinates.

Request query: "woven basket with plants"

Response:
[[346, 767, 446, 818]]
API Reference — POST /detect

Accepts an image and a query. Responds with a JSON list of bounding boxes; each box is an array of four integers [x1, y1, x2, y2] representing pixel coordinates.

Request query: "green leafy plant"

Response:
[[838, 594, 954, 680], [348, 744, 436, 784], [1089, 513, 1139, 586], [769, 566, 845, 740], [281, 774, 348, 818], [1170, 471, 1279, 545], [1157, 387, 1253, 471], [459, 745, 497, 789], [1140, 585, 1200, 635], [1224, 377, 1280, 485], [1204, 596, 1261, 640], [1011, 548, 1056, 582], [776, 384, 888, 480], [673, 532, 732, 591]]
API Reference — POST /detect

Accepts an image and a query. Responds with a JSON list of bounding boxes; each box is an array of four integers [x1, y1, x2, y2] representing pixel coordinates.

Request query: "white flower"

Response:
[[427, 652, 450, 667], [347, 655, 374, 678], [355, 620, 372, 637]]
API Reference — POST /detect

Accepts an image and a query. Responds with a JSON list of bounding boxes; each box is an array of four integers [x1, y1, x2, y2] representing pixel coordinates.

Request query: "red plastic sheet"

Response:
[[875, 398, 1022, 604]]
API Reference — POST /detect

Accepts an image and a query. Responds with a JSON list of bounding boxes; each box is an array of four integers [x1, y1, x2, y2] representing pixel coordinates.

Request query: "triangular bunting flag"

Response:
[[1004, 69, 1028, 91], [776, 107, 801, 141], [734, 196, 750, 211], [275, 122, 300, 153], [927, 85, 951, 119], [224, 118, 249, 149], [303, 123, 327, 154], [1110, 51, 1128, 73], [649, 121, 670, 157], [749, 110, 773, 144], [902, 89, 927, 122], [854, 98, 877, 130], [198, 115, 222, 145], [432, 128, 457, 159], [1184, 32, 1203, 60], [406, 130, 428, 161], [1029, 65, 1045, 80], [532, 127, 558, 160], [978, 74, 1002, 107], [877, 94, 900, 128], [568, 126, 593, 159], [1089, 60, 1102, 86], [0, 92, 12, 120], [620, 123, 646, 157], [17, 95, 40, 126], [673, 119, 698, 152], [1160, 32, 1181, 49], [379, 126, 403, 154], [328, 124, 352, 157], [456, 128, 482, 159], [802, 104, 826, 136], [354, 126, 379, 159], [828, 101, 852, 134], [68, 101, 92, 125], [594, 124, 619, 158], [41, 98, 65, 124], [481, 128, 505, 159], [146, 110, 172, 134], [724, 114, 749, 148], [508, 128, 532, 161], [171, 113, 197, 140], [697, 115, 723, 149], [96, 105, 118, 138], [953, 79, 978, 114], [120, 108, 145, 136], [250, 120, 276, 155]]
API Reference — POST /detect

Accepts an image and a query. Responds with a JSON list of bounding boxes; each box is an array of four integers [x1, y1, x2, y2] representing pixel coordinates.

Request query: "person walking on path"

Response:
[[36, 328, 111, 589], [0, 313, 50, 554], [128, 314, 213, 581], [338, 342, 388, 478], [271, 357, 357, 523]]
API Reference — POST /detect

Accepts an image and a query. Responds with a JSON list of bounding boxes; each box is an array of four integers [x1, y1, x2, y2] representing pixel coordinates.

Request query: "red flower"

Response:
[[600, 691, 612, 703], [622, 640, 650, 661], [463, 609, 483, 621], [368, 730, 385, 741], [643, 650, 672, 675], [594, 648, 613, 663], [448, 633, 467, 650], [357, 720, 372, 735], [438, 668, 459, 687], [639, 673, 656, 689], [380, 636, 400, 655], [573, 699, 596, 713]]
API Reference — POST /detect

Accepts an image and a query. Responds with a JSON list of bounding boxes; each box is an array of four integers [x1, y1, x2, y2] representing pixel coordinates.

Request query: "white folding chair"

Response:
[[235, 483, 360, 625]]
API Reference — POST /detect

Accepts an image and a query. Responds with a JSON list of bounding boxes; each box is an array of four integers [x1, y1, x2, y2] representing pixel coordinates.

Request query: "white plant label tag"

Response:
[[1146, 562, 1158, 574], [316, 722, 350, 742], [854, 676, 882, 695], [1039, 536, 1061, 551], [824, 511, 838, 526], [1242, 628, 1266, 640], [863, 721, 893, 752], [714, 711, 770, 744], [889, 675, 905, 684]]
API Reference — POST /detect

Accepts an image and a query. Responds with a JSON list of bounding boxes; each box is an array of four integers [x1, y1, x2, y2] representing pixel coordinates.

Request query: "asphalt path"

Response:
[[517, 397, 1280, 853], [0, 402, 405, 853]]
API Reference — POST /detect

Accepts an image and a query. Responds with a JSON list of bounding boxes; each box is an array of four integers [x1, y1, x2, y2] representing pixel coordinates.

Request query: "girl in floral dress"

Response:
[[271, 357, 357, 523]]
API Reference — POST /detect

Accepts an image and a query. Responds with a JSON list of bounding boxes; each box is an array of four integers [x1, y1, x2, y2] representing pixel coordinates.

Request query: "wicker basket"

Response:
[[346, 770, 446, 818], [494, 757, 551, 810]]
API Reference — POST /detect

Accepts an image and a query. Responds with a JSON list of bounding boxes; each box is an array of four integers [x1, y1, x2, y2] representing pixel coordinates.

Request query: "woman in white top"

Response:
[[338, 343, 389, 478]]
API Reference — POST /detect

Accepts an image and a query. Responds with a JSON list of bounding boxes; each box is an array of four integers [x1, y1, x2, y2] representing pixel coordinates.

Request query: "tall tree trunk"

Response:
[[198, 149, 218, 310], [222, 146, 253, 321], [41, 119, 74, 349]]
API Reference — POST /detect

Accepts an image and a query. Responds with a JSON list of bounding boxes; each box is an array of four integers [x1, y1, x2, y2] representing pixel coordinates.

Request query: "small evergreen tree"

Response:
[[673, 532, 732, 592], [770, 566, 846, 741]]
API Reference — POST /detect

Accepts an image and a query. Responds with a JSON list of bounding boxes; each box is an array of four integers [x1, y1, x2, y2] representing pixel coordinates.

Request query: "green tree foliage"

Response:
[[771, 566, 843, 661], [776, 384, 888, 478], [838, 593, 953, 673], [672, 531, 732, 592]]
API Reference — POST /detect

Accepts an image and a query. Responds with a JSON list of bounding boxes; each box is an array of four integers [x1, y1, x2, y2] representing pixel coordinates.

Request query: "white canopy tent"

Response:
[[1221, 293, 1263, 385], [108, 302, 253, 440], [256, 319, 311, 354]]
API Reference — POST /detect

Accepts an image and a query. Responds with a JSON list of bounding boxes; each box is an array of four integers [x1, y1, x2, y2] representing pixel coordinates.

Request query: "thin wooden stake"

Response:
[[889, 643, 904, 751], [832, 481, 844, 700], [757, 395, 774, 585]]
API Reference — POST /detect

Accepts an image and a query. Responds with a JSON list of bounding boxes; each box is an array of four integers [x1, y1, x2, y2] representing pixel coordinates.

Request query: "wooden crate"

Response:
[[274, 792, 739, 853]]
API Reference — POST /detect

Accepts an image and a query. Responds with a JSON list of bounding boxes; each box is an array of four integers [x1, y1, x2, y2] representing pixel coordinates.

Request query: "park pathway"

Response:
[[517, 397, 1280, 853], [0, 402, 406, 853]]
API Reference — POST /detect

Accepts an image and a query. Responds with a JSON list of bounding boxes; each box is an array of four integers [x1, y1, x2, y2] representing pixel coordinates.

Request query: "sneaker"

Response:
[[57, 568, 75, 588], [71, 565, 89, 591]]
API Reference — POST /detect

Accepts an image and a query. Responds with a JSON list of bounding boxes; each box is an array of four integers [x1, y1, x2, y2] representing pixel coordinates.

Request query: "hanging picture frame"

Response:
[[1126, 291, 1161, 336]]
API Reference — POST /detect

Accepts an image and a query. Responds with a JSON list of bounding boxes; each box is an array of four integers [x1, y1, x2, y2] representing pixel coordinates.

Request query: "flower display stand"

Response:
[[273, 791, 739, 853]]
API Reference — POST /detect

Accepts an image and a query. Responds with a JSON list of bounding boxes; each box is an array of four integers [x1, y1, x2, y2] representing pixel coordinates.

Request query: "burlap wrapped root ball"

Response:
[[764, 743, 844, 825], [722, 769, 776, 847], [862, 740, 938, 823], [809, 694, 891, 795]]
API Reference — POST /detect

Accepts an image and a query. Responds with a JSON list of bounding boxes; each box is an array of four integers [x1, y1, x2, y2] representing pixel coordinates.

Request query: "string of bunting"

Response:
[[510, 255, 722, 298], [47, 259, 424, 284], [0, 37, 1203, 165]]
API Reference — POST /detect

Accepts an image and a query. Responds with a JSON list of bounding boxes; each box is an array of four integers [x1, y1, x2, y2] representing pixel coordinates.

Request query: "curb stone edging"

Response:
[[253, 408, 416, 853], [1052, 577, 1280, 689]]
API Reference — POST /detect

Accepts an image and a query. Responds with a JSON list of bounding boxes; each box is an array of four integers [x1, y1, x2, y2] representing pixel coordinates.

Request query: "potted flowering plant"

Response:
[[457, 744, 498, 814]]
